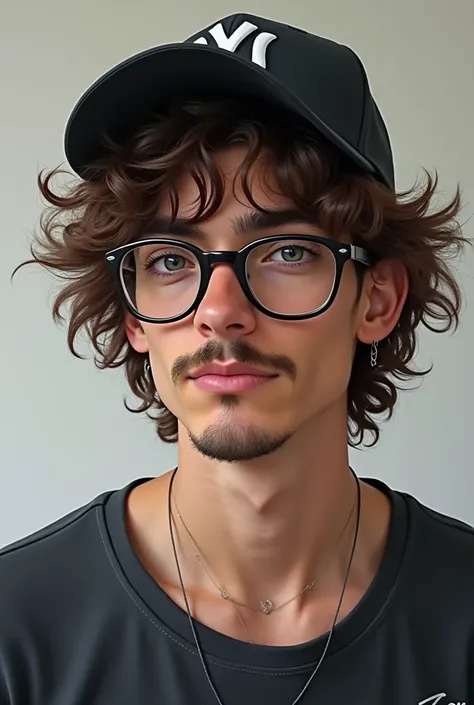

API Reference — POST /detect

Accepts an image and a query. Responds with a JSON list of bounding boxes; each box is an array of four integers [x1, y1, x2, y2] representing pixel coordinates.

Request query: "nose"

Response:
[[193, 263, 257, 340]]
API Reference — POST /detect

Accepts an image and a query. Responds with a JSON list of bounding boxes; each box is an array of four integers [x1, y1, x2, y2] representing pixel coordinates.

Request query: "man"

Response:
[[1, 12, 472, 705]]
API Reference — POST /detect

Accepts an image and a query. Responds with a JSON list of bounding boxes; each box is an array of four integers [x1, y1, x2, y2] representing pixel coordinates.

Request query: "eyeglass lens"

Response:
[[120, 239, 337, 319]]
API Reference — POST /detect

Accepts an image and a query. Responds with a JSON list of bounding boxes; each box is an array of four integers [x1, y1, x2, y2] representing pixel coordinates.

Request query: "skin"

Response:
[[124, 146, 408, 646]]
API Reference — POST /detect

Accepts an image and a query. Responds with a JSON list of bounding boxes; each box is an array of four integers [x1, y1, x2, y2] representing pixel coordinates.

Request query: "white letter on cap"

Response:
[[250, 31, 277, 68], [193, 21, 277, 69]]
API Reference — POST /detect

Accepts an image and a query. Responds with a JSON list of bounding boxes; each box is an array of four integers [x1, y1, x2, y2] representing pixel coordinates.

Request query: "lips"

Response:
[[188, 362, 278, 393], [188, 362, 277, 393], [188, 362, 276, 379]]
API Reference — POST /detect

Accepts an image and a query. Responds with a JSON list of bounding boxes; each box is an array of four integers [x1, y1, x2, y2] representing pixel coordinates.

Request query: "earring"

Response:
[[144, 357, 151, 375], [370, 341, 379, 368]]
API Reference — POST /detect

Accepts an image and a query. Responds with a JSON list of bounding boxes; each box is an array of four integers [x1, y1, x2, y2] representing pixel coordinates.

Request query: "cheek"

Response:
[[143, 326, 176, 392], [295, 317, 354, 373], [143, 324, 194, 415], [284, 298, 357, 405]]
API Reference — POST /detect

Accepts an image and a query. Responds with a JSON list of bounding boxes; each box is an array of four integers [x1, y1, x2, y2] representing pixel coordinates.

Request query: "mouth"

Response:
[[188, 362, 278, 393]]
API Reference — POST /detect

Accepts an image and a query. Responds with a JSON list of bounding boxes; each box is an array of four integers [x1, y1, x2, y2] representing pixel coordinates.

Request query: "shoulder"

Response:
[[368, 477, 474, 603], [401, 487, 474, 552], [368, 476, 474, 555], [0, 485, 133, 702], [0, 488, 115, 613], [393, 484, 474, 603], [0, 489, 111, 560]]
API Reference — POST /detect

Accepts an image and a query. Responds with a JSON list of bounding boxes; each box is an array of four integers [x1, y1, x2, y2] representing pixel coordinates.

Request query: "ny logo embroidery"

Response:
[[193, 21, 277, 69]]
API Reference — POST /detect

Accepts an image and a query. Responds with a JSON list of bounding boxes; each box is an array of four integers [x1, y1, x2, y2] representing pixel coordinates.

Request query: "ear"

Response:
[[124, 312, 149, 354], [356, 259, 409, 344]]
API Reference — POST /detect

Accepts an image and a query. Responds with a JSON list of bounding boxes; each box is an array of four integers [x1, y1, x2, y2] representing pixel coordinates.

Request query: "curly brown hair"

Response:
[[13, 99, 469, 447]]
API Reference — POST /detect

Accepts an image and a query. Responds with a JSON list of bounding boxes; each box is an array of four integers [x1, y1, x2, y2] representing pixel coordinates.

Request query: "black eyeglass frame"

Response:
[[104, 234, 373, 324]]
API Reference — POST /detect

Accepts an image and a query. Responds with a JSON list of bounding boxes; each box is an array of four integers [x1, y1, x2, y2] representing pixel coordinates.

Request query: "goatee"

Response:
[[188, 420, 292, 463]]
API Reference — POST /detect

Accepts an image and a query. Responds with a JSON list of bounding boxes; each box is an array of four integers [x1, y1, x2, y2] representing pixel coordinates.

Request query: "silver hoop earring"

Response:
[[370, 341, 379, 368], [144, 357, 151, 376]]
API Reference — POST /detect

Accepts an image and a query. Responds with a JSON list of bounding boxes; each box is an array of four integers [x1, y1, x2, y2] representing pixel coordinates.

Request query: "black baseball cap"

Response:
[[64, 13, 395, 189]]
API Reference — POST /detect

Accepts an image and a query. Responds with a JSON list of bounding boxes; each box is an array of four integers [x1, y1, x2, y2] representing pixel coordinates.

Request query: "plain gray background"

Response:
[[1, 0, 473, 549]]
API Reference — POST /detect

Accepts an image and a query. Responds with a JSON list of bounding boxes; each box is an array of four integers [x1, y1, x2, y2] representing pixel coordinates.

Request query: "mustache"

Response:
[[171, 339, 296, 385]]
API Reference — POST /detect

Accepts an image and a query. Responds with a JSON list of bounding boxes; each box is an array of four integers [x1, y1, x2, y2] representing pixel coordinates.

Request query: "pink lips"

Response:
[[189, 362, 277, 393]]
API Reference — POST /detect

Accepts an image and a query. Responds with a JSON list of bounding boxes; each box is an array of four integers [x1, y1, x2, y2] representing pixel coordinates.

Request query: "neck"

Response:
[[168, 405, 373, 607]]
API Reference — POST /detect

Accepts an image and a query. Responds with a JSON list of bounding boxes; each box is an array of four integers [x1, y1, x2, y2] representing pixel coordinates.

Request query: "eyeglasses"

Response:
[[105, 235, 372, 323]]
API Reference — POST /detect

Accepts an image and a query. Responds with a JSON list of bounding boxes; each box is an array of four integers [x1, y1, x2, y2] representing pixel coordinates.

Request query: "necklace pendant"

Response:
[[220, 590, 230, 600], [260, 600, 274, 615]]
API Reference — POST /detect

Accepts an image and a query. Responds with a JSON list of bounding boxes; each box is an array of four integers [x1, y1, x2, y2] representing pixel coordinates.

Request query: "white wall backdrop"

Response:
[[1, 0, 473, 548]]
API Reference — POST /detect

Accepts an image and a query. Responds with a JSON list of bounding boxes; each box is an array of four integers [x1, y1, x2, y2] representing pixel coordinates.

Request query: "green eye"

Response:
[[280, 246, 304, 262], [163, 255, 185, 271]]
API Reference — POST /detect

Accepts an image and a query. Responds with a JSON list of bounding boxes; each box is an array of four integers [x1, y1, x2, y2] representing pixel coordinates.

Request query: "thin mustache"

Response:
[[171, 339, 296, 385]]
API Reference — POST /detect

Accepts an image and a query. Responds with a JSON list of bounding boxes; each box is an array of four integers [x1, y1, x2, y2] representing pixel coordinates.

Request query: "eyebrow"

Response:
[[142, 209, 322, 240]]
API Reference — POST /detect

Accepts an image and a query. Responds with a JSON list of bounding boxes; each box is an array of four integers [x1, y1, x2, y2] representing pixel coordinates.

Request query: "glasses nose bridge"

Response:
[[203, 250, 243, 282], [205, 250, 239, 267], [201, 250, 246, 298]]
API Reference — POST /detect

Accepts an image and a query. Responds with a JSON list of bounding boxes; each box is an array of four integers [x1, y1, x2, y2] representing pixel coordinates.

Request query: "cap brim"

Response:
[[65, 43, 377, 180]]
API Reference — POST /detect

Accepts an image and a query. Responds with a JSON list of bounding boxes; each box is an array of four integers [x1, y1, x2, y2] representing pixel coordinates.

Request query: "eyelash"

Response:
[[142, 242, 322, 273], [144, 251, 189, 270], [265, 243, 321, 260]]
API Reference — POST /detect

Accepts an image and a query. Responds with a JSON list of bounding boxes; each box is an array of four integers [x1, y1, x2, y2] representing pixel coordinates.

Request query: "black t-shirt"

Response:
[[1, 476, 473, 705]]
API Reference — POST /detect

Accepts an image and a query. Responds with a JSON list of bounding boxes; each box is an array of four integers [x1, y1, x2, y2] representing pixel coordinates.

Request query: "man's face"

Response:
[[126, 147, 364, 462]]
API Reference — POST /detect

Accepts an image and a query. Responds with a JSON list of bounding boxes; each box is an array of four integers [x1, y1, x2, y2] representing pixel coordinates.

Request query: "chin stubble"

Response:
[[187, 411, 293, 462]]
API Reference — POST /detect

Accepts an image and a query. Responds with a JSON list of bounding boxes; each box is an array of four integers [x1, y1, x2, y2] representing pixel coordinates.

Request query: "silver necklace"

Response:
[[169, 510, 257, 644], [171, 490, 357, 645], [172, 489, 357, 616], [168, 467, 361, 705]]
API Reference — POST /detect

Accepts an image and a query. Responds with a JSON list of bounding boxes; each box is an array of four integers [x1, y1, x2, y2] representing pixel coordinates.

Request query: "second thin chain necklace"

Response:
[[171, 479, 357, 627]]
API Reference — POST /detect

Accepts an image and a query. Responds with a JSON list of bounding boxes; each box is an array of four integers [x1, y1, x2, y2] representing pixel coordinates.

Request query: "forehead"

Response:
[[156, 145, 292, 222]]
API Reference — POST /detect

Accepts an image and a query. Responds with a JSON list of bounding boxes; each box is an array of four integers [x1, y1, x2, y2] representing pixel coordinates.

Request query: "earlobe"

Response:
[[124, 312, 149, 354], [356, 260, 408, 345]]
